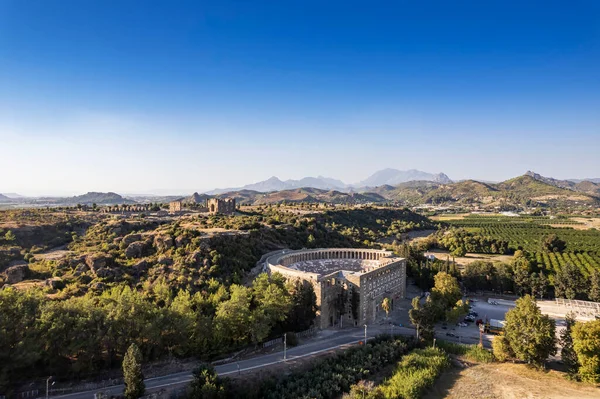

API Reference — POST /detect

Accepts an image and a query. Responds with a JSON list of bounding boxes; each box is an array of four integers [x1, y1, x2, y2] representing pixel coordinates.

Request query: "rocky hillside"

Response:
[[367, 174, 600, 208], [525, 171, 600, 196]]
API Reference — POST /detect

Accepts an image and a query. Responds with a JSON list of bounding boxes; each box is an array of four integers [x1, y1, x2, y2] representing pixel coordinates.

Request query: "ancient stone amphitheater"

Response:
[[264, 248, 406, 329]]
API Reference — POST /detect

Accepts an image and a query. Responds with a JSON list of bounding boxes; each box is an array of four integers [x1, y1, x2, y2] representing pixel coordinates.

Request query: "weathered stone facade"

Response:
[[207, 198, 236, 214], [169, 201, 182, 214], [264, 248, 406, 329]]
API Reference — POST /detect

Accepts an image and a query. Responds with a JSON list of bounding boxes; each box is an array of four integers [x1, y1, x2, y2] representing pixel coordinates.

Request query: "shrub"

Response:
[[375, 348, 450, 399], [437, 340, 494, 363]]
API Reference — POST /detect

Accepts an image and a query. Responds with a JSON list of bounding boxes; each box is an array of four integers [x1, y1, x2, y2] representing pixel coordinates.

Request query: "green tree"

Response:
[[451, 245, 466, 257], [445, 299, 469, 324], [554, 263, 586, 300], [572, 320, 600, 383], [409, 297, 435, 342], [249, 273, 292, 344], [429, 272, 462, 318], [560, 313, 578, 377], [123, 343, 145, 399], [462, 261, 495, 292], [503, 295, 556, 367], [381, 297, 391, 319], [541, 234, 566, 252], [214, 285, 251, 346], [589, 270, 600, 303], [189, 364, 226, 399]]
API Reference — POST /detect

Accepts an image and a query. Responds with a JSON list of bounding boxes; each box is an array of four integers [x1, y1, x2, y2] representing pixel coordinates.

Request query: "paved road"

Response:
[[51, 322, 490, 399], [52, 326, 415, 399]]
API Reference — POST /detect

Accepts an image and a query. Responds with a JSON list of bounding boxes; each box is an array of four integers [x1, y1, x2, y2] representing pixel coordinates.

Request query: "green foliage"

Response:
[[491, 335, 514, 362], [503, 295, 557, 367], [0, 206, 430, 388], [572, 320, 600, 384], [554, 263, 587, 300], [409, 297, 435, 342], [189, 364, 227, 399], [381, 297, 391, 318], [228, 336, 413, 399], [123, 343, 145, 399], [428, 271, 463, 320], [436, 341, 494, 363], [3, 230, 16, 242], [560, 313, 578, 376], [435, 227, 509, 255], [445, 299, 469, 325], [373, 348, 450, 399], [442, 215, 600, 280], [590, 270, 600, 303], [541, 234, 566, 253]]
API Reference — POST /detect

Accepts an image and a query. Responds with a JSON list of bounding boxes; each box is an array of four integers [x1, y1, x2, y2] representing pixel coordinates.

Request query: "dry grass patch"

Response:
[[427, 362, 600, 399]]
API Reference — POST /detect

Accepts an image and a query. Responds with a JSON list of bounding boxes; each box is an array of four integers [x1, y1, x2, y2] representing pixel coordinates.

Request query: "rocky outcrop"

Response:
[[154, 235, 174, 251], [44, 278, 64, 289], [85, 253, 110, 272], [125, 241, 145, 258], [95, 268, 115, 279], [122, 233, 142, 246], [73, 263, 89, 276], [3, 263, 29, 284], [157, 255, 173, 265], [174, 235, 189, 248], [132, 260, 149, 275]]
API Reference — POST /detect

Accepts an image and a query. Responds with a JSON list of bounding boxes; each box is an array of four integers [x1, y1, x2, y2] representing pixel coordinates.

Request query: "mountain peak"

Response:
[[357, 169, 452, 187]]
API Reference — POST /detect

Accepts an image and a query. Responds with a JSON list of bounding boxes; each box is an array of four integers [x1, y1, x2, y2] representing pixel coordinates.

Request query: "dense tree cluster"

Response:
[[0, 273, 316, 391], [433, 227, 510, 255]]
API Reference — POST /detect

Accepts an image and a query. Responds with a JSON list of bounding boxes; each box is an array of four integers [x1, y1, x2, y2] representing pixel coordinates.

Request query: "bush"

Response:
[[437, 340, 494, 363], [375, 348, 450, 399], [492, 335, 514, 362]]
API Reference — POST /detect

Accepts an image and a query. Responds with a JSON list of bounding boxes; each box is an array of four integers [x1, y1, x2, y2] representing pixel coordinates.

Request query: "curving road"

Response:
[[51, 323, 487, 399]]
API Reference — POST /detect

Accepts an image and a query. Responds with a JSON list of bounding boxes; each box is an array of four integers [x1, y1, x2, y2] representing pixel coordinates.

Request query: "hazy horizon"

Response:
[[2, 1, 599, 195]]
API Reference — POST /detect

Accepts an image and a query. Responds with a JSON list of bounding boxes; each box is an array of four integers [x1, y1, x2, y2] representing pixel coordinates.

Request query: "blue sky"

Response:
[[1, 1, 599, 195]]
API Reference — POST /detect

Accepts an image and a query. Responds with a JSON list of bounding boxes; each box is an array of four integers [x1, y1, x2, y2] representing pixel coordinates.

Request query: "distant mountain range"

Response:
[[207, 175, 347, 194], [213, 171, 600, 207], [30, 192, 136, 206], [3, 170, 599, 209], [207, 168, 452, 194]]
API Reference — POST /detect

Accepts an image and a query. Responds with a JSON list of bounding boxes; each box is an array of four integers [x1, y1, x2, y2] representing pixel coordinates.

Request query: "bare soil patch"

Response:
[[425, 249, 514, 269], [426, 362, 600, 399], [569, 217, 600, 230]]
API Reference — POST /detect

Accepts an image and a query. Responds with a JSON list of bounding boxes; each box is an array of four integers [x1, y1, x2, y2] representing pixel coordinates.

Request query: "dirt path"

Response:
[[427, 362, 600, 399], [33, 245, 73, 261]]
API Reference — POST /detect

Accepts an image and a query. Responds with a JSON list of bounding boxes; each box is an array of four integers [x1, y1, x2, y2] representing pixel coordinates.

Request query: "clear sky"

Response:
[[1, 1, 599, 195]]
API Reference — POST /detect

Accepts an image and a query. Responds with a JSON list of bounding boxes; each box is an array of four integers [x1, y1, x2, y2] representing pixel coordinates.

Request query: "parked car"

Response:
[[457, 322, 468, 327], [469, 312, 478, 317], [446, 332, 458, 337], [464, 315, 475, 322]]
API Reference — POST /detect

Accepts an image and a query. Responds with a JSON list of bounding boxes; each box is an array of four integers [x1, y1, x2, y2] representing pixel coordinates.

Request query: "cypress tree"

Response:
[[123, 343, 145, 399]]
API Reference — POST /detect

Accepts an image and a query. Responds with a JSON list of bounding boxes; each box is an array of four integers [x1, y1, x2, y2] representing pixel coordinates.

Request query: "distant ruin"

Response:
[[207, 198, 236, 215], [169, 201, 182, 214]]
